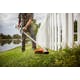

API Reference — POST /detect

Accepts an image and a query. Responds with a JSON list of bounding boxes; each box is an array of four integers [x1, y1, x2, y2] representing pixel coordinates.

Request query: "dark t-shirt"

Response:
[[18, 13, 33, 26]]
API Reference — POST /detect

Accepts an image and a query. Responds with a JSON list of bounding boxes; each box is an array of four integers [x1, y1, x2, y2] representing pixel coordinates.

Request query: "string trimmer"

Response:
[[16, 25, 49, 54]]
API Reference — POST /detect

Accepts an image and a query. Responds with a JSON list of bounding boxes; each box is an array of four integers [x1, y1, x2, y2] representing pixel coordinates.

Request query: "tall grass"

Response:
[[0, 45, 80, 67]]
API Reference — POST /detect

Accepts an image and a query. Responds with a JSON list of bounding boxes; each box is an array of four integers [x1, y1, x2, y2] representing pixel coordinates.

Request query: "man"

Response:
[[18, 13, 36, 52]]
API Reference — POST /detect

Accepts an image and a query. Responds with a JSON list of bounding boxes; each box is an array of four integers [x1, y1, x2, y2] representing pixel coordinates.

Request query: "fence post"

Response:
[[57, 13, 61, 50], [61, 13, 68, 49], [49, 13, 52, 49], [52, 13, 55, 50], [77, 14, 80, 45], [54, 13, 58, 50], [68, 13, 74, 48]]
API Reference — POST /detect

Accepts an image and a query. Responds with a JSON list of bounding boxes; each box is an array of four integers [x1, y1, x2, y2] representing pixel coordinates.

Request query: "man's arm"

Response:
[[23, 19, 32, 30], [23, 19, 32, 31], [18, 13, 21, 27], [23, 13, 33, 31]]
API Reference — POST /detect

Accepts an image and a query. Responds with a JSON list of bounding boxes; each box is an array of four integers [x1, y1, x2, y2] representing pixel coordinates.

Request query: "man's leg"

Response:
[[22, 33, 26, 52], [28, 26, 36, 50]]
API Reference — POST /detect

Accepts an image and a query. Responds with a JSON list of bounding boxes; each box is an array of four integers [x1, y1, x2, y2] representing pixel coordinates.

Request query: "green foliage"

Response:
[[74, 20, 77, 32], [12, 34, 21, 39], [0, 33, 21, 39], [0, 39, 12, 46], [74, 34, 77, 41], [13, 39, 21, 44], [74, 20, 77, 41], [0, 45, 80, 67], [0, 33, 12, 39]]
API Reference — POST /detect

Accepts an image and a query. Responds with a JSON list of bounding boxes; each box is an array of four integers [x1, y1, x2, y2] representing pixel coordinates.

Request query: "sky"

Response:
[[0, 13, 46, 36]]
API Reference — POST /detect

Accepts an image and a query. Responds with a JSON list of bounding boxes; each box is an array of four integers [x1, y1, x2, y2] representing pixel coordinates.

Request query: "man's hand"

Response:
[[18, 24, 20, 28], [23, 27, 27, 31], [15, 24, 20, 30]]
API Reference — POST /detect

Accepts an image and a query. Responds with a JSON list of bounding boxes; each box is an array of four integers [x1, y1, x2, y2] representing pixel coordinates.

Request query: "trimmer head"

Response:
[[34, 48, 49, 54]]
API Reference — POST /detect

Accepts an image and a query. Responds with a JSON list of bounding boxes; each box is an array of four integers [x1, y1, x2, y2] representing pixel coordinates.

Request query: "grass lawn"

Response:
[[0, 44, 80, 67]]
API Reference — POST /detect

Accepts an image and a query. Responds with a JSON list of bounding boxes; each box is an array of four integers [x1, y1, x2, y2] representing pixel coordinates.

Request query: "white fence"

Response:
[[36, 13, 80, 50]]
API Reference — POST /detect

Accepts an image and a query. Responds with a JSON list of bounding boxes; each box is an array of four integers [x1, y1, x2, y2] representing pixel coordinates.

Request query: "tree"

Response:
[[0, 33, 12, 39], [13, 34, 21, 39]]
